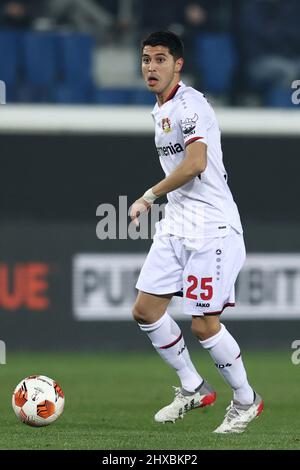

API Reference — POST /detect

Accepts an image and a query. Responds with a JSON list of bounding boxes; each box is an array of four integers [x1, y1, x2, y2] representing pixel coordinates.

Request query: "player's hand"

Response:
[[130, 197, 151, 226]]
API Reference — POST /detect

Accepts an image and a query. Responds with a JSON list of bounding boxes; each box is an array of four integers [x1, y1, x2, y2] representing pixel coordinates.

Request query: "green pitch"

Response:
[[0, 350, 299, 450]]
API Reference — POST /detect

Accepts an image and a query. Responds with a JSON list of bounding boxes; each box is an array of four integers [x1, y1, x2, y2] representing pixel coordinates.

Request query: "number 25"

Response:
[[186, 276, 213, 300]]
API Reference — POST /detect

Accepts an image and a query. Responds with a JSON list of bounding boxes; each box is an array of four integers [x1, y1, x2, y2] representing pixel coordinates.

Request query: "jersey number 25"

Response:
[[186, 276, 213, 300]]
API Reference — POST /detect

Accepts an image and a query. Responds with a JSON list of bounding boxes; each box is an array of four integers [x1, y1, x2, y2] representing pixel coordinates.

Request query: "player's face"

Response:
[[142, 45, 183, 101]]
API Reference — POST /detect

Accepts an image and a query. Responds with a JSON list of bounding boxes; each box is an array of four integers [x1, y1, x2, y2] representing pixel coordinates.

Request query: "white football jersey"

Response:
[[151, 81, 243, 239]]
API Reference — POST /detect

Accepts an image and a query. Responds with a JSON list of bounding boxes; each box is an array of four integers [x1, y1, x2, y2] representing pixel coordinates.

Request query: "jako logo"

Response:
[[0, 263, 50, 310], [215, 362, 232, 369], [177, 344, 186, 356]]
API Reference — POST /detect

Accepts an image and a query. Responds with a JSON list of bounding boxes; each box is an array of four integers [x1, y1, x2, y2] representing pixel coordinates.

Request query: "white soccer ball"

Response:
[[12, 375, 65, 427]]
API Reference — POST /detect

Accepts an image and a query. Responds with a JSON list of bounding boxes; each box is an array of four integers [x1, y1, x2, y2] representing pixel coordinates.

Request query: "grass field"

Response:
[[0, 350, 299, 450]]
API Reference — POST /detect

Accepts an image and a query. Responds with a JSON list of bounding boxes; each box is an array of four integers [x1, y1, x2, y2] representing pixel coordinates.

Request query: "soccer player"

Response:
[[130, 31, 263, 433]]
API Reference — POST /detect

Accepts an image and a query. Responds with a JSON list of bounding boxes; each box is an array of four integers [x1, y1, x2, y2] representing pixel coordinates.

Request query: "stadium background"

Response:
[[0, 117, 299, 351], [0, 0, 300, 351], [0, 0, 299, 451]]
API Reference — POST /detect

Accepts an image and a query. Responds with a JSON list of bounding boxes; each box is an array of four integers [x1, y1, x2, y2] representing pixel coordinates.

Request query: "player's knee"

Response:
[[191, 319, 207, 340], [132, 300, 165, 325], [191, 316, 220, 340], [132, 301, 148, 323]]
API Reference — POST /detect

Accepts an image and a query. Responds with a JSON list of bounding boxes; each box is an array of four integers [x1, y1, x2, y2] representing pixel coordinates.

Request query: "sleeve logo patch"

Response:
[[181, 113, 198, 136]]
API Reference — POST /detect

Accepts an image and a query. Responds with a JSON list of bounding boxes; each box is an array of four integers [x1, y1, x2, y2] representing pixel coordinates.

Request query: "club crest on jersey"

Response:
[[181, 113, 198, 136], [161, 118, 171, 133]]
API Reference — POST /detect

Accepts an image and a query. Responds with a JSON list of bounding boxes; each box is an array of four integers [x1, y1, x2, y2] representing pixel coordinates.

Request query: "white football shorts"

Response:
[[135, 227, 246, 316]]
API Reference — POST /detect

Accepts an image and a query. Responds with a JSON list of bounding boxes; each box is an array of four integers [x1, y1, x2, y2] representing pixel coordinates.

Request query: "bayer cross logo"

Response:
[[0, 81, 6, 104]]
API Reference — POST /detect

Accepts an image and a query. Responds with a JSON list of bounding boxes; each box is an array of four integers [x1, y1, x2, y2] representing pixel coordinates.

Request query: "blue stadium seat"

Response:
[[265, 87, 294, 108], [93, 87, 133, 105], [16, 83, 50, 103], [58, 33, 94, 87], [52, 83, 91, 104], [195, 33, 237, 94], [132, 89, 156, 105], [22, 32, 57, 87], [0, 30, 21, 97]]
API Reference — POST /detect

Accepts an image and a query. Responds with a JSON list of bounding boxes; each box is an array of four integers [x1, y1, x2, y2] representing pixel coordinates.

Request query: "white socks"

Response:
[[139, 312, 203, 393], [199, 324, 254, 405], [139, 314, 253, 404]]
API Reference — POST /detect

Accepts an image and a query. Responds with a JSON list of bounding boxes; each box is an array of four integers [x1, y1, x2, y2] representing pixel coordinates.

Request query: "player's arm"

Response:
[[130, 141, 206, 225], [152, 140, 207, 196]]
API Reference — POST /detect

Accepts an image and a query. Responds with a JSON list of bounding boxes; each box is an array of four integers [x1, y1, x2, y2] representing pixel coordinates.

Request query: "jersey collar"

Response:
[[152, 81, 185, 114], [164, 82, 181, 103]]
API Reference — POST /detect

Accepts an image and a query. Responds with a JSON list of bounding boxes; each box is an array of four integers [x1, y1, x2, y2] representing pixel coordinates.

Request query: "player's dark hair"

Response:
[[141, 31, 184, 60]]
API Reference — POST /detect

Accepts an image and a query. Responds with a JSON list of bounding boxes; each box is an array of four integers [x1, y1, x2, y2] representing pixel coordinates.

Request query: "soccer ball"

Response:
[[12, 375, 65, 427]]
